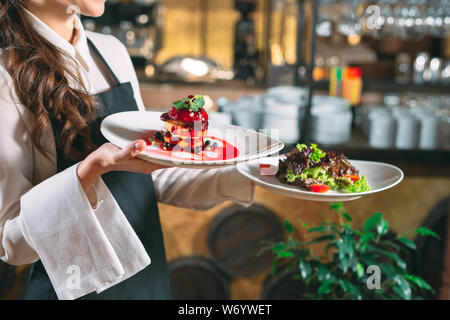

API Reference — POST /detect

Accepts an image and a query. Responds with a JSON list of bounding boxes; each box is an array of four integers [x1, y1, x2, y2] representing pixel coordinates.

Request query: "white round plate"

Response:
[[236, 156, 404, 202], [100, 111, 284, 168]]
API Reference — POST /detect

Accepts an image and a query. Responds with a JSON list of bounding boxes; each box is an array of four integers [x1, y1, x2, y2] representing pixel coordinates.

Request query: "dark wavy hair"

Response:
[[0, 0, 100, 160]]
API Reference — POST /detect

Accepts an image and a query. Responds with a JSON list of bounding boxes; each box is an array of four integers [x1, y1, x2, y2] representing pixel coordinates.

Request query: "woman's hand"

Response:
[[77, 139, 167, 194]]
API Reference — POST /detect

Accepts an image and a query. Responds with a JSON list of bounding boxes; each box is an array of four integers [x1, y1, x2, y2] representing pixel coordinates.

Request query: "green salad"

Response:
[[276, 143, 370, 193]]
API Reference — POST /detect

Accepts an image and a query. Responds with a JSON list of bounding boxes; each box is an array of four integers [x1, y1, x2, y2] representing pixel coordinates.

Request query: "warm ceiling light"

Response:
[[180, 58, 209, 77], [347, 34, 361, 46]]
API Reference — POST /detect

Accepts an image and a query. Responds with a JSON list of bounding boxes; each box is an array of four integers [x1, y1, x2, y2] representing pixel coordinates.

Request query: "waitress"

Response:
[[0, 0, 254, 300]]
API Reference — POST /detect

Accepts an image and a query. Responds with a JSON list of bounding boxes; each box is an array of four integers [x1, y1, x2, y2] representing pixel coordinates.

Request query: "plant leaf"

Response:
[[393, 275, 412, 300], [415, 227, 440, 239], [363, 212, 383, 233], [373, 247, 407, 269], [403, 274, 433, 292], [272, 242, 285, 253], [299, 258, 311, 279], [286, 238, 301, 249], [330, 202, 343, 211], [342, 212, 353, 222], [376, 219, 389, 235], [284, 219, 294, 234], [297, 219, 309, 230], [397, 236, 417, 250], [379, 263, 397, 278], [292, 274, 302, 280], [318, 280, 332, 295], [338, 280, 362, 299], [380, 240, 401, 251], [317, 265, 331, 282], [392, 285, 406, 299], [276, 251, 294, 258], [256, 242, 274, 256], [359, 232, 375, 245], [307, 226, 327, 233], [305, 234, 335, 245], [387, 252, 406, 270], [271, 260, 278, 276], [337, 239, 353, 260], [359, 252, 379, 266], [337, 239, 355, 273], [338, 279, 350, 292], [356, 263, 364, 279]]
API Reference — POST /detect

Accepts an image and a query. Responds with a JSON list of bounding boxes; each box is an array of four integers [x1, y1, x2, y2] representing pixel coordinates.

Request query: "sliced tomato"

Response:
[[343, 174, 360, 182], [260, 163, 277, 176], [311, 185, 330, 193]]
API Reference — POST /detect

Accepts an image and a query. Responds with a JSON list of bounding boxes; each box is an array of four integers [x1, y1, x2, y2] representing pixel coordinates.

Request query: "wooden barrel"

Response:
[[169, 256, 230, 300], [207, 204, 284, 277], [411, 197, 449, 299], [0, 261, 15, 299], [261, 268, 317, 300]]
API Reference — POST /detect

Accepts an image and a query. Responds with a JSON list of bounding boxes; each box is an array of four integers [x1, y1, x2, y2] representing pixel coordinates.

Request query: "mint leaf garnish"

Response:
[[172, 94, 205, 111], [190, 95, 204, 112], [173, 100, 186, 109]]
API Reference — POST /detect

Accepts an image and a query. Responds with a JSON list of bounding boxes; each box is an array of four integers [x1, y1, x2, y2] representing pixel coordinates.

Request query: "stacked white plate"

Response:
[[411, 107, 439, 150], [367, 108, 396, 149], [439, 107, 450, 150], [262, 86, 308, 144], [264, 86, 309, 107], [359, 104, 378, 137], [310, 96, 352, 145], [392, 108, 419, 149], [208, 112, 232, 125], [218, 95, 264, 130]]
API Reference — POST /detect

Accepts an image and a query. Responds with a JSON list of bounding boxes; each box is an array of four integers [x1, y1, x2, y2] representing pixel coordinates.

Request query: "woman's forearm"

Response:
[[77, 156, 104, 195], [76, 140, 166, 196]]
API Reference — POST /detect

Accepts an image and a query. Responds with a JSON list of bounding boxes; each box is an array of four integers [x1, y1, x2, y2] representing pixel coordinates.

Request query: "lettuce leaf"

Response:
[[339, 175, 371, 193]]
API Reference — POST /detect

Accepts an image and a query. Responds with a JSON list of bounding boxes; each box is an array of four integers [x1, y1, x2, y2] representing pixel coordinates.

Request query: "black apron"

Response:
[[24, 39, 171, 300]]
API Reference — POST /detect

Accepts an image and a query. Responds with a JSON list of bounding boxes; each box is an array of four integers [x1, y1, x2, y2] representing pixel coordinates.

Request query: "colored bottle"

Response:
[[342, 67, 362, 106], [329, 67, 342, 97]]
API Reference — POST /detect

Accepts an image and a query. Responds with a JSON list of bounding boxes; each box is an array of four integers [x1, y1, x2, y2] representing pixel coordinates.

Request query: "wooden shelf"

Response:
[[311, 80, 450, 94]]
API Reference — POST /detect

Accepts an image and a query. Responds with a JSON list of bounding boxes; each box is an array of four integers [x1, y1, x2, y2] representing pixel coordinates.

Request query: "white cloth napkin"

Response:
[[20, 164, 150, 300]]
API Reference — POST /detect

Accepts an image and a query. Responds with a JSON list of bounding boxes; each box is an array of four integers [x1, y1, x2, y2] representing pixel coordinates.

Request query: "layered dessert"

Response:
[[153, 94, 217, 153]]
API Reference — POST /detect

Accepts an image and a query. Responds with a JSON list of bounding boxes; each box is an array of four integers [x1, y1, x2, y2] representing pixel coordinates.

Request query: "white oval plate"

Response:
[[100, 111, 284, 168], [236, 156, 404, 202]]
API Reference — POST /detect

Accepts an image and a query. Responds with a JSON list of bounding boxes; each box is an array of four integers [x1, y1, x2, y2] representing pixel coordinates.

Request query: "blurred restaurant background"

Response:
[[2, 0, 450, 300]]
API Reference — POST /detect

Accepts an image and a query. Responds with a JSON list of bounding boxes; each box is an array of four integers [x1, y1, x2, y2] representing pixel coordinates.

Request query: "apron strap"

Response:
[[87, 38, 121, 86]]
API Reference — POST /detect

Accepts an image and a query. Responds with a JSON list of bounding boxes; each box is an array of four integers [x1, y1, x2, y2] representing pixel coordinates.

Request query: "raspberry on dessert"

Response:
[[157, 94, 214, 153]]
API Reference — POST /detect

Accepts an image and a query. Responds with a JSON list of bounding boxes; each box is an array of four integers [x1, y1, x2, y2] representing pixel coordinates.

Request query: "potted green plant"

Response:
[[260, 202, 439, 300]]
